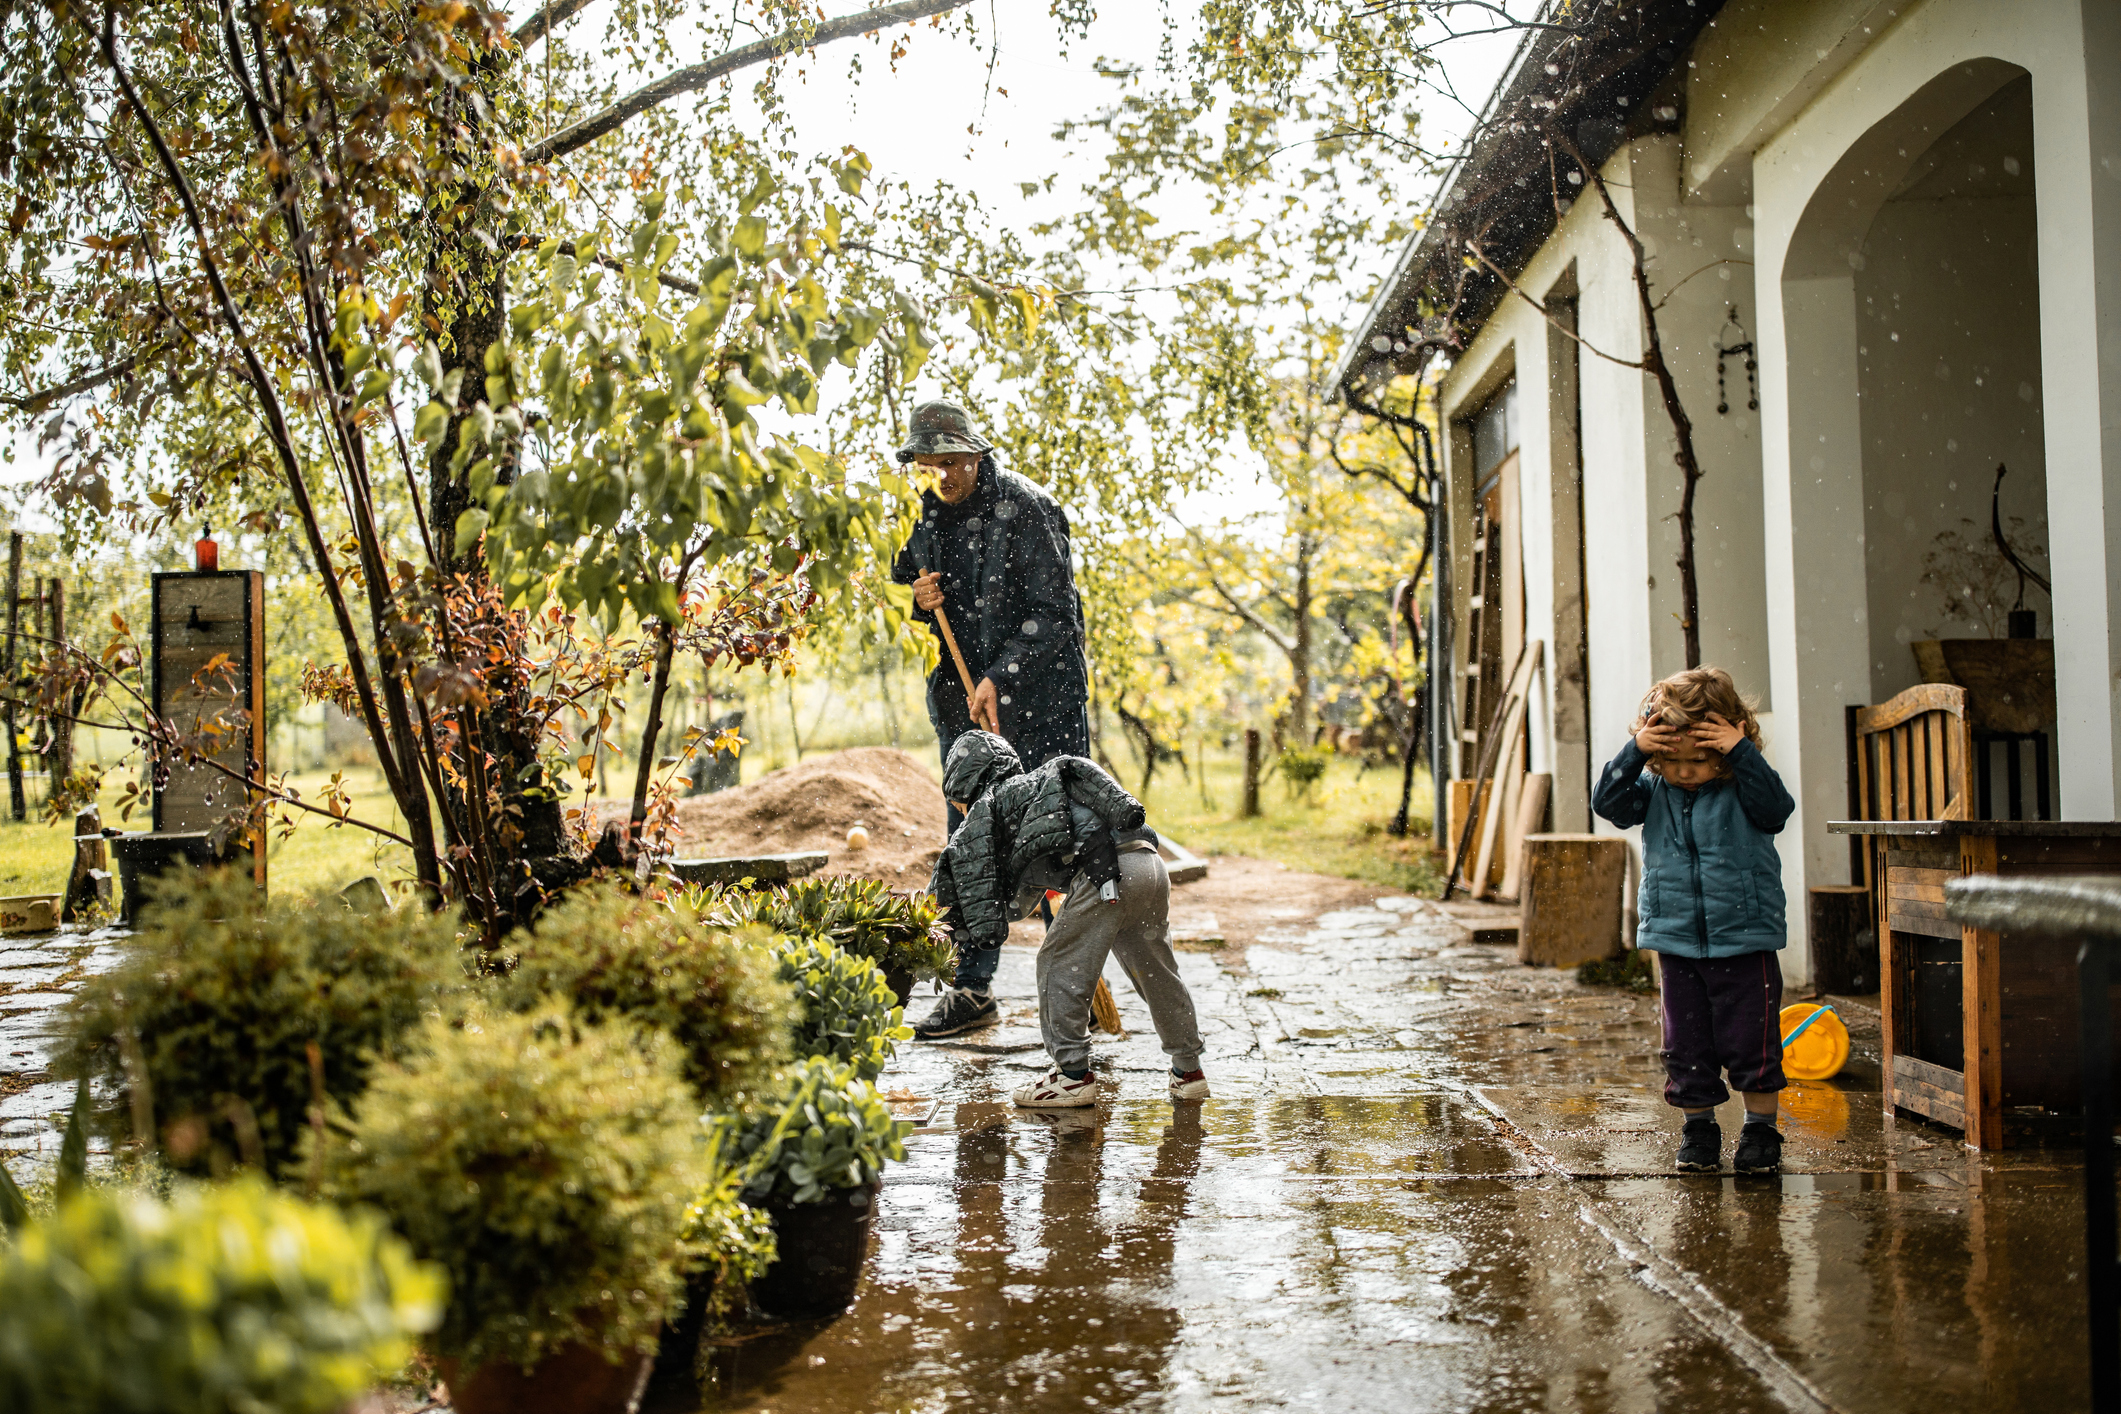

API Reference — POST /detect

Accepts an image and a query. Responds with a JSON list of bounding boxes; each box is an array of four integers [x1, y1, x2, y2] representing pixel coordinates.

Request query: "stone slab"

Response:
[[664, 851, 829, 887]]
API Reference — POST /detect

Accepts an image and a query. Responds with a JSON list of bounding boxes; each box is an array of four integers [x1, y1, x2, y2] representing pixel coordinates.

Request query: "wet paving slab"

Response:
[[4, 898, 2103, 1409], [652, 894, 2106, 1414], [0, 922, 125, 1176]]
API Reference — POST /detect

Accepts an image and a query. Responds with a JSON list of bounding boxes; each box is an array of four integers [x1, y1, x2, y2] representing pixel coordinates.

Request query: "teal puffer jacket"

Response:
[[1590, 737, 1794, 958]]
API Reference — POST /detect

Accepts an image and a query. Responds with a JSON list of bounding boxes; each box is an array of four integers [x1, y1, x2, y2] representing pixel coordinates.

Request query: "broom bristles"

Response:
[[1091, 976, 1124, 1035]]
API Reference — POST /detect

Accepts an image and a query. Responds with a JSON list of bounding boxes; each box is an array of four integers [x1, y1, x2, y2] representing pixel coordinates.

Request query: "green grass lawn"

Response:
[[0, 768, 414, 906], [1130, 747, 1446, 896], [0, 744, 1446, 905]]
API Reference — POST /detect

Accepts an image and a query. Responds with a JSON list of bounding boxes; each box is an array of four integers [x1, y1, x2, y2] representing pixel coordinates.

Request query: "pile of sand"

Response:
[[670, 747, 948, 885]]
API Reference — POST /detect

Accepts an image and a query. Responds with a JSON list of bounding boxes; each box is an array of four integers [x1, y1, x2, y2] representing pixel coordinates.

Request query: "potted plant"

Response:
[[648, 1125, 781, 1393], [500, 884, 795, 1108], [320, 1003, 706, 1414], [0, 1176, 443, 1413], [772, 934, 911, 1080], [697, 876, 954, 1006], [719, 1056, 909, 1319], [59, 868, 466, 1177]]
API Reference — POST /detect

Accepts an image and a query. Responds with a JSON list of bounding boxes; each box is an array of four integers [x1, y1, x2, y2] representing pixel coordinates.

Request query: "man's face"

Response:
[[917, 452, 981, 505]]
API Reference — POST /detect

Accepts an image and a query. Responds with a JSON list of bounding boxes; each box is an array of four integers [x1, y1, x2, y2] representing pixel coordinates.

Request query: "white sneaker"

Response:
[[1169, 1069, 1210, 1101], [1013, 1067, 1100, 1109]]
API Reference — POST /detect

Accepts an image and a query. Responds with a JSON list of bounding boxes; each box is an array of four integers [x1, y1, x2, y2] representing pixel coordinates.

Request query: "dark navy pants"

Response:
[[1657, 950, 1787, 1109]]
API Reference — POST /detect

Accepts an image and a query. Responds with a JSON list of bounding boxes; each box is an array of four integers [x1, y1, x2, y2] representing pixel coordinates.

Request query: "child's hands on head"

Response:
[[1692, 712, 1746, 755], [1634, 720, 1688, 757]]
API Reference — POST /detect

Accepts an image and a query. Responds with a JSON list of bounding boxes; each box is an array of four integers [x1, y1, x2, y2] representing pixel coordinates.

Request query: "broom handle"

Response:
[[918, 560, 992, 733]]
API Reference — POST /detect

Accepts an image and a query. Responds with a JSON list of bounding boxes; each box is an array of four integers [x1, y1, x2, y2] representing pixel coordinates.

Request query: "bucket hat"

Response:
[[896, 400, 993, 462]]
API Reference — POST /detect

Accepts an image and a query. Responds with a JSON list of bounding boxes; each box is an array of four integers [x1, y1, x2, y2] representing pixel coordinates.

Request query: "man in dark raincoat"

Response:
[[888, 400, 1091, 1036]]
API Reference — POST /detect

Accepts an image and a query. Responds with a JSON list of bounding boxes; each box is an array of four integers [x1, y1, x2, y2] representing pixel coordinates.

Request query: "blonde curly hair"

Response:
[[1633, 667, 1763, 778]]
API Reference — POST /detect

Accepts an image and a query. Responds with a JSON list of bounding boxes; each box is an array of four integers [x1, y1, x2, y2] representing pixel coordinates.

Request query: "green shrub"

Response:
[[1279, 745, 1331, 798], [1576, 949, 1656, 993], [723, 1056, 909, 1207], [59, 869, 466, 1177], [695, 876, 954, 985], [772, 934, 910, 1080], [499, 885, 794, 1107], [319, 1003, 705, 1372], [0, 1176, 442, 1414]]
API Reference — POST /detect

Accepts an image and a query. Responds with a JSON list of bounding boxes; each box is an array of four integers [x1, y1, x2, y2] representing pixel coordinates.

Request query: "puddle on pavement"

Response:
[[650, 1094, 1782, 1414], [629, 903, 2106, 1411]]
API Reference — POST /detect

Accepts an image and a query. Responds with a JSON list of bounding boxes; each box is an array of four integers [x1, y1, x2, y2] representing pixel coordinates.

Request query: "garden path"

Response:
[[649, 864, 2098, 1414]]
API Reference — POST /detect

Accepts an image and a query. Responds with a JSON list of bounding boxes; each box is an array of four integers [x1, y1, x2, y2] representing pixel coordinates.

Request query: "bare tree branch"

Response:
[[1463, 239, 1644, 370], [525, 0, 975, 164], [511, 0, 595, 50], [0, 345, 172, 412]]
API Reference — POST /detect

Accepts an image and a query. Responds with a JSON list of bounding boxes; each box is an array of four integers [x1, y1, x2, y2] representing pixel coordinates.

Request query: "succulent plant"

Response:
[[694, 875, 954, 983], [720, 1056, 910, 1207], [771, 934, 910, 1081]]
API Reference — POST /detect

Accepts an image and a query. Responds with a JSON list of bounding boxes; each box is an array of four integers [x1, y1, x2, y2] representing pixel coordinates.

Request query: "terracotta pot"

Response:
[[748, 1183, 879, 1319], [441, 1340, 654, 1414]]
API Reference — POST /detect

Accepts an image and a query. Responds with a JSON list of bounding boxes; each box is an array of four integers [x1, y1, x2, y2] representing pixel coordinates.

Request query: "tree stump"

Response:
[[62, 807, 109, 923], [1807, 885, 1877, 993], [1517, 833, 1627, 967]]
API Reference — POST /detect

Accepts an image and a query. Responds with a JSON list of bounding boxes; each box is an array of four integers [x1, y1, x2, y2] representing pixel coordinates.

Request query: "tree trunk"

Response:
[[1289, 536, 1314, 745], [629, 623, 675, 840], [427, 216, 510, 574], [46, 578, 68, 785]]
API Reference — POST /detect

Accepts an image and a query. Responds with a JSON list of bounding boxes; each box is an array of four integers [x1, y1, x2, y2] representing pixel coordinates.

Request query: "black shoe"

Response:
[[1733, 1123, 1783, 1175], [913, 987, 999, 1039], [1676, 1116, 1723, 1172]]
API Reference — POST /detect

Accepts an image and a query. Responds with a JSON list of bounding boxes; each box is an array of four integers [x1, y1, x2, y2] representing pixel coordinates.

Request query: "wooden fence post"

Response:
[[1241, 727, 1262, 818], [4, 532, 21, 822], [46, 576, 68, 786]]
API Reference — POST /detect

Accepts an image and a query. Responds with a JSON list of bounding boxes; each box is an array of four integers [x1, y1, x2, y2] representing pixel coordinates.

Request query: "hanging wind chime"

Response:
[[1715, 305, 1757, 415]]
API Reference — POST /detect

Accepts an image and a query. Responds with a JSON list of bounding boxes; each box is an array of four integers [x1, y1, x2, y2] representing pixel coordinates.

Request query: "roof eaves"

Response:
[[1333, 0, 1726, 402]]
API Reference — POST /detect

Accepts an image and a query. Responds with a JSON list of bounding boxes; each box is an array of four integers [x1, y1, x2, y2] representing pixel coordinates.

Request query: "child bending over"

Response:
[[929, 731, 1209, 1109], [1592, 667, 1796, 1174]]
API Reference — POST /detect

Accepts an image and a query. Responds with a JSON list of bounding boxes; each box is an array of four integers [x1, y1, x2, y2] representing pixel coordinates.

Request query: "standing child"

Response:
[[1592, 667, 1796, 1174], [929, 731, 1210, 1108]]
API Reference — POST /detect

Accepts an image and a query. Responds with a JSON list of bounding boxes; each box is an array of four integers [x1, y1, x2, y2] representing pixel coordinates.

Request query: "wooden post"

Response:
[[1960, 833, 2004, 1150], [1241, 728, 1262, 818], [3, 532, 19, 821], [46, 577, 68, 786]]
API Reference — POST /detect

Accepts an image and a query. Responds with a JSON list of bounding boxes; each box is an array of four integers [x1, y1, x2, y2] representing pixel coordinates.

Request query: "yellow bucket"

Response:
[[1778, 1003, 1849, 1081]]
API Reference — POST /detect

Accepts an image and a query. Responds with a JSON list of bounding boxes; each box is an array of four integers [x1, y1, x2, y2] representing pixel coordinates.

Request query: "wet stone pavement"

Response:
[[663, 892, 2101, 1414], [0, 893, 2100, 1410], [0, 922, 126, 1174]]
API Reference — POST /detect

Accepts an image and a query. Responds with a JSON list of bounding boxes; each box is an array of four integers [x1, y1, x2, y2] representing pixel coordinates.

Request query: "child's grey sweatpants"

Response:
[[1036, 844, 1203, 1074]]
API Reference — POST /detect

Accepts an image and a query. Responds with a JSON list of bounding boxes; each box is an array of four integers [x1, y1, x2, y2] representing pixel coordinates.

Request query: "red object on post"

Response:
[[194, 530, 218, 573]]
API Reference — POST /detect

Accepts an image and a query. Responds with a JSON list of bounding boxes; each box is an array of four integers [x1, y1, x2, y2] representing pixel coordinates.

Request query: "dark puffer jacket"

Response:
[[888, 463, 1090, 750], [930, 732, 1147, 949]]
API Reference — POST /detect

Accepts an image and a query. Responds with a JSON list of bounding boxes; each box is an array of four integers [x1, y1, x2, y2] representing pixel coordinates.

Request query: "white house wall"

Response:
[[1754, 0, 2121, 986], [1439, 140, 1764, 864]]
